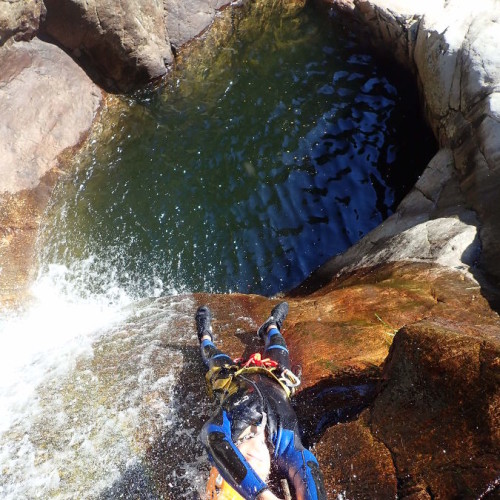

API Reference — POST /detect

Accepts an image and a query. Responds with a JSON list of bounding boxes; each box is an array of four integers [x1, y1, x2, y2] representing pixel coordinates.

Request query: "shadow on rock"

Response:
[[293, 371, 380, 448]]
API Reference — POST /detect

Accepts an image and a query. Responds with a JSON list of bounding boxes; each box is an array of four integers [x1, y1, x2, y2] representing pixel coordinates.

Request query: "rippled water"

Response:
[[38, 4, 434, 298]]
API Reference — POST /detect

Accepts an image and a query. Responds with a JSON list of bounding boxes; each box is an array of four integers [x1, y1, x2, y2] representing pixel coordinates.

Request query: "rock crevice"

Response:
[[307, 0, 500, 308]]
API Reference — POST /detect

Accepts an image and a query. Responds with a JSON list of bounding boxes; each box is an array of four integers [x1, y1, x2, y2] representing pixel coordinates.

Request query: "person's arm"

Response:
[[200, 407, 268, 500], [274, 428, 327, 500]]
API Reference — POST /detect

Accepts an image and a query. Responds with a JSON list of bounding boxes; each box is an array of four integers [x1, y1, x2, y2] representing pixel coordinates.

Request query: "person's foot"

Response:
[[257, 301, 289, 340], [195, 305, 213, 342]]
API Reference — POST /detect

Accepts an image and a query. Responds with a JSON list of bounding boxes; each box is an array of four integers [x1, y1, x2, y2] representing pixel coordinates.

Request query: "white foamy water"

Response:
[[0, 264, 134, 436], [0, 263, 207, 499]]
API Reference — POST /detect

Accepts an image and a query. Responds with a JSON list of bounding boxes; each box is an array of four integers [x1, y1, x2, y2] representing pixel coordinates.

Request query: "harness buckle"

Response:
[[279, 368, 301, 389]]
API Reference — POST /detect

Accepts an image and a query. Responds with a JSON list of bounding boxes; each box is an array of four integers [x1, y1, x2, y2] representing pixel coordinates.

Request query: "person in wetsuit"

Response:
[[196, 302, 326, 500]]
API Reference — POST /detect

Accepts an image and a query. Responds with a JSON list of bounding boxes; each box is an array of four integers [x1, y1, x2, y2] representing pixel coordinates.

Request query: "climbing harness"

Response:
[[236, 352, 301, 394], [206, 352, 301, 400]]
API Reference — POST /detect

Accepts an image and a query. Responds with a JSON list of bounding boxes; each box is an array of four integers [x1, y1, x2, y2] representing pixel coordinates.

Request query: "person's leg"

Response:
[[263, 325, 290, 370], [196, 305, 232, 369], [257, 302, 291, 370], [201, 338, 233, 370]]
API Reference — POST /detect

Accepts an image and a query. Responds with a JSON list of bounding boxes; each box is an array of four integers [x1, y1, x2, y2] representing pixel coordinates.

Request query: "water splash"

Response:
[[0, 267, 209, 498], [0, 263, 133, 435]]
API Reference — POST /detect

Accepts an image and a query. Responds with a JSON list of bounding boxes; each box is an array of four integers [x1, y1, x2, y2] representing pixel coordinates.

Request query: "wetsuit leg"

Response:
[[200, 339, 233, 370], [264, 327, 291, 370]]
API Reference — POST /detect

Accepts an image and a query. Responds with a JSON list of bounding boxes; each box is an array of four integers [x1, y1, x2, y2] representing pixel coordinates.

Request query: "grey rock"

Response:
[[42, 0, 174, 88], [314, 0, 500, 288], [0, 38, 102, 193], [165, 0, 232, 49], [413, 1, 500, 282]]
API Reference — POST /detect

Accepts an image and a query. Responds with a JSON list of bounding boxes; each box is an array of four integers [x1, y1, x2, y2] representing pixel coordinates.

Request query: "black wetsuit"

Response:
[[199, 327, 326, 500]]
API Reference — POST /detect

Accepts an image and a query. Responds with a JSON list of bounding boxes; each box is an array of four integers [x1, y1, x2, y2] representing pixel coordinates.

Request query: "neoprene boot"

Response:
[[195, 305, 213, 342], [257, 301, 289, 339]]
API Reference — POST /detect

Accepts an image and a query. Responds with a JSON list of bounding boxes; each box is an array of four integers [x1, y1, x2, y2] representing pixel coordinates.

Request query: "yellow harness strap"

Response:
[[206, 364, 296, 401]]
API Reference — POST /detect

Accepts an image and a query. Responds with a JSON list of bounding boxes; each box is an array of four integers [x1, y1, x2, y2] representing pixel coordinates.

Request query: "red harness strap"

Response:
[[234, 352, 279, 369]]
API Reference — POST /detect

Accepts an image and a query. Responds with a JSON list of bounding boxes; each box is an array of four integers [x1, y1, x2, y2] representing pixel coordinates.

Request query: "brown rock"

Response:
[[0, 0, 45, 46], [290, 262, 500, 499], [42, 0, 174, 88], [315, 412, 398, 499], [0, 172, 56, 308], [372, 318, 499, 498]]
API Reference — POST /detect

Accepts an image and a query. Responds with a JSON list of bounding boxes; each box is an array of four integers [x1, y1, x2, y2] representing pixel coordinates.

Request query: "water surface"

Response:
[[39, 4, 434, 298]]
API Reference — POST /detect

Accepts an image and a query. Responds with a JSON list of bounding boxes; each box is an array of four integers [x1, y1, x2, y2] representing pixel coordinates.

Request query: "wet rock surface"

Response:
[[307, 265, 499, 499], [0, 37, 101, 307], [0, 171, 56, 308], [315, 412, 398, 499]]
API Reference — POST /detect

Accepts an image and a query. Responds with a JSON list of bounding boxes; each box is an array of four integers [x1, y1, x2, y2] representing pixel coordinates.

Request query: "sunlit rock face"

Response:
[[313, 0, 500, 297], [4, 262, 492, 499], [299, 262, 500, 499], [0, 38, 102, 193]]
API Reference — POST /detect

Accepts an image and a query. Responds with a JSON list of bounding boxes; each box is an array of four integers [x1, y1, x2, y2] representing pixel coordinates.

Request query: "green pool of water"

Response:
[[39, 3, 435, 298]]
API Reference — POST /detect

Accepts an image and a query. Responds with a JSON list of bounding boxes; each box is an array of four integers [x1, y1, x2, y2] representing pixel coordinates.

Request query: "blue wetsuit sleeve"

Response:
[[200, 408, 268, 500], [274, 428, 326, 500]]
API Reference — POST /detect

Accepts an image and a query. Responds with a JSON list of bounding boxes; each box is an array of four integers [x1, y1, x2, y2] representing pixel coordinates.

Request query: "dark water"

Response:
[[39, 4, 435, 298]]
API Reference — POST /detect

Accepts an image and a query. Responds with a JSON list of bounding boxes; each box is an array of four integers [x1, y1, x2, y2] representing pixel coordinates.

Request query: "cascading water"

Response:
[[0, 291, 212, 498], [0, 3, 436, 499]]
